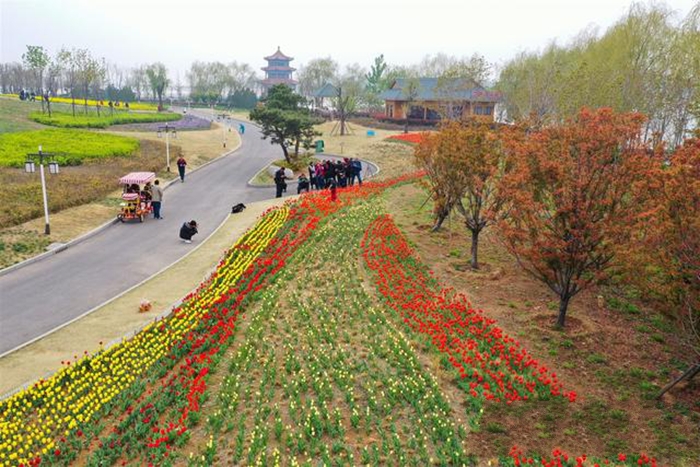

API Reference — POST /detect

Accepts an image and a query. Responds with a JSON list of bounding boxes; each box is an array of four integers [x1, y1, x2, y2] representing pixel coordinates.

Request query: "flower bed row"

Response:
[[385, 132, 426, 144], [1, 95, 159, 112], [30, 110, 180, 129], [0, 206, 289, 466], [362, 214, 576, 410], [361, 214, 661, 466]]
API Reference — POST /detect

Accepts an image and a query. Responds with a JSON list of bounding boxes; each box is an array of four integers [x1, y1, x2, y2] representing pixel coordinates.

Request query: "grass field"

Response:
[[0, 138, 165, 229], [0, 128, 139, 167], [30, 109, 181, 128], [0, 98, 45, 133]]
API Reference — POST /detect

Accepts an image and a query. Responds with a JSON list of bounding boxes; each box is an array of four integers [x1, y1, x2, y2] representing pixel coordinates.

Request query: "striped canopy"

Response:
[[119, 172, 155, 185]]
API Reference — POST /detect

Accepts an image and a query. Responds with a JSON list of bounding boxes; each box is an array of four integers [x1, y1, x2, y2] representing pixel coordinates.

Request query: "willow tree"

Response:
[[146, 62, 169, 110]]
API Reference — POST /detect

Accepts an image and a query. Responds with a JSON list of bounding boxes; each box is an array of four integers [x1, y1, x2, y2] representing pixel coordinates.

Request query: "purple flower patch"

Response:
[[114, 114, 212, 131]]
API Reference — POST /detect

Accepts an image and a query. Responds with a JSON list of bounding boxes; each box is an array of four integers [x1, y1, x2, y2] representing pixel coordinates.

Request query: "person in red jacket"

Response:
[[176, 156, 187, 182]]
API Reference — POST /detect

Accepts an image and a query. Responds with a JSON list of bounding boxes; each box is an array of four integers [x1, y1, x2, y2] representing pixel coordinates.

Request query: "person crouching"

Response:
[[180, 220, 198, 244]]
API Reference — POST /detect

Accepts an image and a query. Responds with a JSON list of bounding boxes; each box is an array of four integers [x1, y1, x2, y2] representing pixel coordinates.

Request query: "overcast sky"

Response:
[[1, 0, 697, 81]]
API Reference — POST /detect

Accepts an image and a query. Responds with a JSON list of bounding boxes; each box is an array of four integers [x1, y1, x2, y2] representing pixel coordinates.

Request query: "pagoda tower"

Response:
[[261, 47, 297, 92]]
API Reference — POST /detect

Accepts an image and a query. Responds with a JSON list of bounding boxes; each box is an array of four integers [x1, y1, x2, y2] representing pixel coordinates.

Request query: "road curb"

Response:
[[0, 133, 243, 278]]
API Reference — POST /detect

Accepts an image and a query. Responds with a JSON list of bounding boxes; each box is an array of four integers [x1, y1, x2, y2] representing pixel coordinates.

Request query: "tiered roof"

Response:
[[264, 47, 294, 61]]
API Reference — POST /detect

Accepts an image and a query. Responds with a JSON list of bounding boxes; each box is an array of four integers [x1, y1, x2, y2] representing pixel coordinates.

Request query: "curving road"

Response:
[[0, 113, 379, 356], [0, 115, 292, 356]]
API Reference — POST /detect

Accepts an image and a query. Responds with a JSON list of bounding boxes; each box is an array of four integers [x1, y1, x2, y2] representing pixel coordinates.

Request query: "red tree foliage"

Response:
[[499, 108, 652, 327], [414, 120, 508, 268], [629, 137, 700, 355]]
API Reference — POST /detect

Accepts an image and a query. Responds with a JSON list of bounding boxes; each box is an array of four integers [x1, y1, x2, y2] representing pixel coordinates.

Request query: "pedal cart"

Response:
[[117, 172, 155, 222]]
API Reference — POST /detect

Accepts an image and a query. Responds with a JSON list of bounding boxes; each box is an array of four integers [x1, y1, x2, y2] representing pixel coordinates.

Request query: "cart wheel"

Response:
[[118, 214, 125, 223], [139, 214, 144, 223]]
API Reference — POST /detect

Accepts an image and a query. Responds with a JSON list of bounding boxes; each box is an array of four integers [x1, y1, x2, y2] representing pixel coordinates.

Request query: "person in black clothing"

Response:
[[344, 158, 354, 185], [274, 167, 287, 198], [180, 220, 198, 244], [324, 160, 336, 187]]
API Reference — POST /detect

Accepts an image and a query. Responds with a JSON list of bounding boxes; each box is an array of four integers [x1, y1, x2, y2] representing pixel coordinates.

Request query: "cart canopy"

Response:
[[119, 172, 156, 185]]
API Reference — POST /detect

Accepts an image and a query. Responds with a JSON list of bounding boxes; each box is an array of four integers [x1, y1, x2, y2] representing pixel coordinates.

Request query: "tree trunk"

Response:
[[281, 144, 291, 165], [431, 211, 448, 232], [71, 87, 76, 117], [557, 295, 571, 327], [84, 88, 88, 115], [294, 139, 300, 157], [46, 98, 51, 118], [470, 229, 480, 269]]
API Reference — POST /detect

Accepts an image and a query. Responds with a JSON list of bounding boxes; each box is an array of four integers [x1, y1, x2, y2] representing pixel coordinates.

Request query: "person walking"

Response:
[[176, 156, 187, 182], [179, 220, 198, 244], [151, 179, 164, 219], [328, 177, 338, 202]]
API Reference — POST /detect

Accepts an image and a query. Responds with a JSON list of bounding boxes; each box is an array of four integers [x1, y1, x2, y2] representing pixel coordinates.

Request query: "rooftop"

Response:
[[264, 47, 293, 61], [380, 78, 501, 102]]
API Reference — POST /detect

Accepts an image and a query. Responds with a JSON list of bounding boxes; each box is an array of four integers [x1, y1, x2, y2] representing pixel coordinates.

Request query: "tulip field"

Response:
[[0, 176, 662, 466]]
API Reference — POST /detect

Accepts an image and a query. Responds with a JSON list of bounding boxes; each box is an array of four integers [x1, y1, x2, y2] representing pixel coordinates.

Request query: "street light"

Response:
[[216, 113, 230, 148], [24, 145, 59, 235], [156, 123, 177, 172]]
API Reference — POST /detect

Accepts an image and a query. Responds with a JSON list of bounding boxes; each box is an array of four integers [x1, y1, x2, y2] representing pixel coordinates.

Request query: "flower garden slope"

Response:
[[0, 207, 289, 466], [362, 214, 577, 409]]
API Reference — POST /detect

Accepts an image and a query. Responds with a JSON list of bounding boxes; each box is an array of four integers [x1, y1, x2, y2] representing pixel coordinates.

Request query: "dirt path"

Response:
[[0, 196, 290, 396]]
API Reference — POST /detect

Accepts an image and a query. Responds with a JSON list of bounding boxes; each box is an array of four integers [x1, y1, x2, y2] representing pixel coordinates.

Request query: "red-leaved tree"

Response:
[[414, 120, 509, 268], [499, 108, 652, 327], [628, 137, 700, 355]]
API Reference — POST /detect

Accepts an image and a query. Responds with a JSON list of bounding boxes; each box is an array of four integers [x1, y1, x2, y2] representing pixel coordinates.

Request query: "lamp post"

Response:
[[157, 123, 177, 172], [25, 145, 60, 235], [216, 113, 230, 148]]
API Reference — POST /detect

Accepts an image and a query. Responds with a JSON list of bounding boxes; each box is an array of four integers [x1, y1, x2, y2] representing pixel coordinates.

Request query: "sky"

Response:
[[1, 0, 697, 81]]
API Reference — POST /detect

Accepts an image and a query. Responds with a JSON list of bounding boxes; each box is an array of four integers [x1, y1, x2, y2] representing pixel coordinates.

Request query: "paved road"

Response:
[[0, 115, 291, 355]]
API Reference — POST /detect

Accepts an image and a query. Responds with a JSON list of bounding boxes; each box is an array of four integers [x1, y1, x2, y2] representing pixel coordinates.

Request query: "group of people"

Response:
[[124, 177, 197, 243], [124, 179, 164, 219], [104, 100, 130, 109], [308, 158, 363, 190], [274, 158, 363, 199], [18, 89, 37, 101]]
